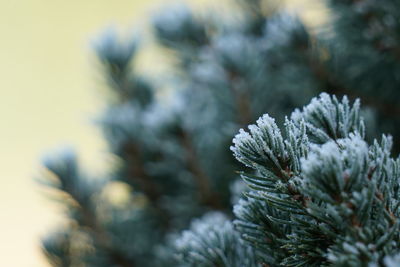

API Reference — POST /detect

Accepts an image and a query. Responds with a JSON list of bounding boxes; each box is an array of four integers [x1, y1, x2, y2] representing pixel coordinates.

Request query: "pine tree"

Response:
[[177, 93, 400, 266], [40, 0, 400, 266]]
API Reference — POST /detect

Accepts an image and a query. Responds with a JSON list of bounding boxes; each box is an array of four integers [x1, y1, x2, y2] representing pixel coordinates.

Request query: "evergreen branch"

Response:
[[179, 128, 222, 209]]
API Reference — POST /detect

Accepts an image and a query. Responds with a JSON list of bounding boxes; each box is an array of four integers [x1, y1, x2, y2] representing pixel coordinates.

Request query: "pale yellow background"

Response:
[[0, 1, 168, 266], [0, 0, 323, 266]]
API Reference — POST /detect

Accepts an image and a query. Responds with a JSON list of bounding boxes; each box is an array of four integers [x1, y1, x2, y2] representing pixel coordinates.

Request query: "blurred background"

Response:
[[0, 0, 322, 266]]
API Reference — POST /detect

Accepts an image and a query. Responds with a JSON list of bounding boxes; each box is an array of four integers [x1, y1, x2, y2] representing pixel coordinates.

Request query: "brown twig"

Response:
[[179, 128, 223, 209]]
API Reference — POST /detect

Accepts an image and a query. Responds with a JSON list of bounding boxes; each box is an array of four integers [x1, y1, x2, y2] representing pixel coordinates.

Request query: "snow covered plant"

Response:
[[176, 93, 400, 267]]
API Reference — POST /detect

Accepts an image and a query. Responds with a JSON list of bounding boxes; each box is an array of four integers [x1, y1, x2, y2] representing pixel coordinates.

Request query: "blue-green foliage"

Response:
[[229, 93, 400, 266], [41, 2, 317, 266], [40, 0, 400, 266], [174, 212, 259, 267], [322, 0, 400, 149]]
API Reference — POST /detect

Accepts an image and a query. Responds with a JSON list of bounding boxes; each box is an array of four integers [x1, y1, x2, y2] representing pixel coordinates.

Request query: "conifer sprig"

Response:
[[229, 93, 400, 266]]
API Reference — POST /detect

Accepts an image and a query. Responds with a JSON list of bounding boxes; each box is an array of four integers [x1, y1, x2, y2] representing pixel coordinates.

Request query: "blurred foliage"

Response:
[[40, 0, 400, 266]]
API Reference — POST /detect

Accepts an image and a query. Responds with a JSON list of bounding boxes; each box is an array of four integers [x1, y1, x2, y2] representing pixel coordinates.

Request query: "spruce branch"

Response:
[[230, 93, 400, 266], [41, 149, 137, 267], [178, 128, 223, 209], [174, 212, 260, 267]]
